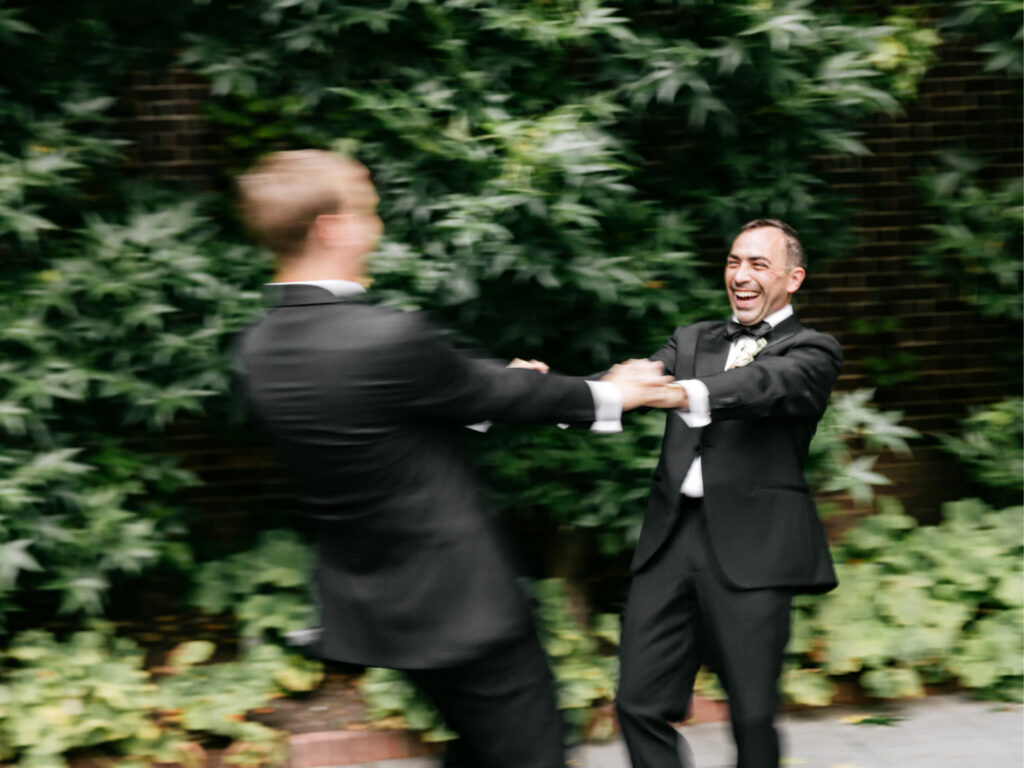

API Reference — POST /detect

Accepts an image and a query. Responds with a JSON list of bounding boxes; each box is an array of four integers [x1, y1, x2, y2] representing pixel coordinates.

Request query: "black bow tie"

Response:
[[724, 320, 772, 341]]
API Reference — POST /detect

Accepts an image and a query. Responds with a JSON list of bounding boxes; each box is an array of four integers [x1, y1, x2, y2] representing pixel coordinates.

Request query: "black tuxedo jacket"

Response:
[[237, 285, 596, 669], [635, 314, 842, 594]]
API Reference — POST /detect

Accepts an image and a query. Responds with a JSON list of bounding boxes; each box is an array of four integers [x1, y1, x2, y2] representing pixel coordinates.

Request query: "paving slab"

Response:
[[329, 695, 1023, 768]]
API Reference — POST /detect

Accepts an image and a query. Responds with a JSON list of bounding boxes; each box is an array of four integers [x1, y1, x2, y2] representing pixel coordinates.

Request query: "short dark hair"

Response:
[[738, 218, 805, 269]]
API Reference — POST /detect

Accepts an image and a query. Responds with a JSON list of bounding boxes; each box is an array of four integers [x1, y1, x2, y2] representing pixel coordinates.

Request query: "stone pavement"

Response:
[[334, 695, 1023, 768]]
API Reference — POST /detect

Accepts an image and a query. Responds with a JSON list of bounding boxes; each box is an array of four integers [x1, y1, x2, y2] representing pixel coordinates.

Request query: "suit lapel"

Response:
[[695, 322, 730, 377], [758, 314, 803, 356]]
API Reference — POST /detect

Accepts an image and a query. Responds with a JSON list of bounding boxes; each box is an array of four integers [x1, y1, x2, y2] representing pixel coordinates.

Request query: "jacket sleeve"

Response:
[[386, 313, 596, 425], [699, 332, 842, 420], [648, 332, 679, 379]]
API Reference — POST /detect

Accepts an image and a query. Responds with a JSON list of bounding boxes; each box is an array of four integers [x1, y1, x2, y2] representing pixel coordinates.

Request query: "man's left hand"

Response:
[[508, 358, 549, 373]]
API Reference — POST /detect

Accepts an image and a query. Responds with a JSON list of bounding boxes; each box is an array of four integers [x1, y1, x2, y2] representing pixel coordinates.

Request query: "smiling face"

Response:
[[725, 225, 805, 326]]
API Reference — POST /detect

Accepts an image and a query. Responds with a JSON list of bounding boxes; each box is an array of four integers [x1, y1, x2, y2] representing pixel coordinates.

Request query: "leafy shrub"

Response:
[[915, 152, 1023, 323], [191, 529, 316, 642], [942, 0, 1023, 78], [937, 398, 1023, 507], [181, 0, 942, 359], [807, 389, 919, 508], [785, 498, 1023, 705], [0, 201, 265, 629], [531, 579, 620, 742], [0, 624, 321, 768]]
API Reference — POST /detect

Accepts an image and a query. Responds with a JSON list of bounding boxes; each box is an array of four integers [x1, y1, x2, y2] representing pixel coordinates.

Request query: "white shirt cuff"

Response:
[[673, 379, 711, 427], [585, 379, 623, 433], [465, 421, 492, 433]]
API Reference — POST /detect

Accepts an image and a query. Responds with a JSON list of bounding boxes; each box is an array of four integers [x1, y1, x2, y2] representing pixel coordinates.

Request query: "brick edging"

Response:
[[285, 696, 729, 767], [288, 729, 440, 767]]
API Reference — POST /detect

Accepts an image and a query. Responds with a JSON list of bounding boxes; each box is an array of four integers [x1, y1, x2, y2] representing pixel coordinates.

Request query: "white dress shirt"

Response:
[[675, 305, 794, 497]]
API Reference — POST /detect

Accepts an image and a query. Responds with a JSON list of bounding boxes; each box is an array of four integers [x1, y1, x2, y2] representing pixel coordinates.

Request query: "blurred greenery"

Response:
[[915, 151, 1024, 323], [941, 0, 1023, 78], [190, 528, 316, 642], [0, 0, 1019, 759], [937, 398, 1024, 509], [807, 389, 919, 508]]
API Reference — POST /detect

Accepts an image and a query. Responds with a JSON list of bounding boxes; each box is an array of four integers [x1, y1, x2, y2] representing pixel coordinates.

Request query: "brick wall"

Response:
[[119, 36, 1021, 533], [798, 40, 1022, 521], [115, 70, 221, 189]]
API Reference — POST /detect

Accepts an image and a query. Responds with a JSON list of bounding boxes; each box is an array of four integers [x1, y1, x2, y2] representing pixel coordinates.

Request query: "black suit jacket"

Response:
[[635, 314, 842, 594], [237, 285, 596, 669]]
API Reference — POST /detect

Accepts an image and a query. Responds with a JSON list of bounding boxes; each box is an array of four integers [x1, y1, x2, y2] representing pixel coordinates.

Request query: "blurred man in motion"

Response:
[[235, 149, 673, 768], [614, 220, 843, 768]]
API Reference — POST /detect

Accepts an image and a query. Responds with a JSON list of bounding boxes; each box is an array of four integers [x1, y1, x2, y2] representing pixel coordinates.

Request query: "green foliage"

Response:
[[181, 0, 942, 359], [0, 626, 174, 768], [915, 152, 1024, 322], [942, 0, 1024, 78], [847, 317, 920, 388], [531, 579, 619, 741], [191, 529, 316, 641], [807, 389, 919, 508], [937, 398, 1023, 507], [156, 641, 323, 744], [786, 498, 1023, 705], [0, 199, 266, 629], [864, 9, 943, 100], [0, 623, 321, 768]]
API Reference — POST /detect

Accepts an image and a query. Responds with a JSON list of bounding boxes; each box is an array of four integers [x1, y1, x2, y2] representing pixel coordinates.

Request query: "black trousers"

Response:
[[405, 629, 565, 768], [616, 499, 792, 768]]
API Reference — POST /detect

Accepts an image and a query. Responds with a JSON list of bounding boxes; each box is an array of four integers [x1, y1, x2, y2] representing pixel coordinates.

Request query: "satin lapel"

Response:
[[758, 314, 804, 356], [695, 323, 730, 377]]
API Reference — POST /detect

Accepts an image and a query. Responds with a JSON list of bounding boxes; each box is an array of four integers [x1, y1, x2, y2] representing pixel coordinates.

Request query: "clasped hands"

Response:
[[508, 357, 688, 412]]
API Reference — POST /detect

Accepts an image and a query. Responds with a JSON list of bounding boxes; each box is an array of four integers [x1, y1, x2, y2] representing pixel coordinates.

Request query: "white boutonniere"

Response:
[[727, 336, 768, 370]]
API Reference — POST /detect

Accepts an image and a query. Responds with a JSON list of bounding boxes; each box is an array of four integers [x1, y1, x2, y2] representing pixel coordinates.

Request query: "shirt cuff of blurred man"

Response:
[[465, 380, 622, 433], [582, 379, 622, 433]]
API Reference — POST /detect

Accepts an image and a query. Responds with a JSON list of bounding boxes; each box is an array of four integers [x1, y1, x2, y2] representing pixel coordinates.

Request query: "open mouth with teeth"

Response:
[[732, 290, 761, 308]]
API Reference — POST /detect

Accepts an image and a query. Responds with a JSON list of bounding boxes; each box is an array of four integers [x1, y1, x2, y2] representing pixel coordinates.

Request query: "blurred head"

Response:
[[725, 218, 806, 326], [237, 150, 381, 280]]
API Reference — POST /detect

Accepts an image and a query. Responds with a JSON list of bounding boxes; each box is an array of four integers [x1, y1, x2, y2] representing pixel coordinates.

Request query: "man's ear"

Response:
[[787, 266, 806, 295], [313, 213, 352, 246]]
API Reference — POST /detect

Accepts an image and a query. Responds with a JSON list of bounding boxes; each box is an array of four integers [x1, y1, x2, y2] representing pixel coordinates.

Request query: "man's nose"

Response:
[[732, 263, 752, 283]]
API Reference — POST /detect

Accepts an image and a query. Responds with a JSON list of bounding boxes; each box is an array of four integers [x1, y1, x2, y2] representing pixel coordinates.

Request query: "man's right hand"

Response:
[[601, 359, 675, 411]]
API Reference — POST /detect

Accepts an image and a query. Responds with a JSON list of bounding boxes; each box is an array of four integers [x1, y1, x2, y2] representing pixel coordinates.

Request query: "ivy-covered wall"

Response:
[[114, 4, 1022, 528]]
